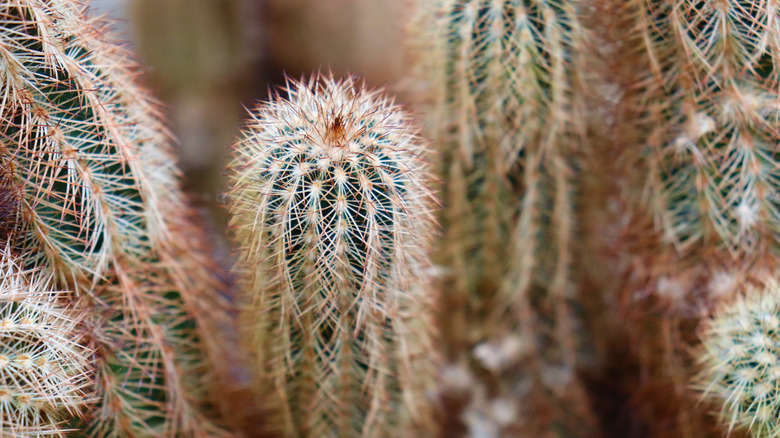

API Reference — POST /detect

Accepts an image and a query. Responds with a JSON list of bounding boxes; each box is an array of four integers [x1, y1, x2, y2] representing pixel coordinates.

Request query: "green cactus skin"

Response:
[[227, 74, 439, 438], [409, 1, 596, 435], [696, 278, 780, 438], [0, 1, 232, 436], [0, 246, 92, 437]]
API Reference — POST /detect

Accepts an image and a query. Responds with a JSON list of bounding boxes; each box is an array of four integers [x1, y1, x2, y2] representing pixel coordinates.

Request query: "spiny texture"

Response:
[[0, 246, 92, 437], [227, 74, 438, 437], [577, 1, 780, 436], [696, 278, 780, 437], [639, 0, 780, 258], [409, 1, 594, 435], [0, 1, 231, 436]]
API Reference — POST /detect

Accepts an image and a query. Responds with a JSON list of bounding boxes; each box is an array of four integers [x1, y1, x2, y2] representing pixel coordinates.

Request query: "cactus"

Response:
[[226, 74, 439, 437], [0, 1, 232, 436], [0, 245, 92, 437], [695, 277, 780, 437], [408, 0, 596, 435], [571, 0, 780, 436], [639, 0, 780, 258]]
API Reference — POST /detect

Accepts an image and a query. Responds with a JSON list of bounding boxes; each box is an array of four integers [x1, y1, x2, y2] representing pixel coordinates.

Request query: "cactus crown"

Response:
[[0, 246, 92, 438], [696, 279, 780, 437], [230, 74, 435, 296], [228, 73, 438, 437]]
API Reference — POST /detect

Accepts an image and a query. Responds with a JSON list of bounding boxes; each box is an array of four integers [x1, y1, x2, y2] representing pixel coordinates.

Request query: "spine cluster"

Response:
[[227, 74, 438, 437], [0, 247, 92, 438]]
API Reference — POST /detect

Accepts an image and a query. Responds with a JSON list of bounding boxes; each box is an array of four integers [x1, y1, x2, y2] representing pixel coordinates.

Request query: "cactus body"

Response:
[[227, 74, 438, 437], [409, 1, 594, 435], [580, 1, 780, 436], [640, 0, 780, 258], [0, 1, 231, 436], [0, 246, 92, 437]]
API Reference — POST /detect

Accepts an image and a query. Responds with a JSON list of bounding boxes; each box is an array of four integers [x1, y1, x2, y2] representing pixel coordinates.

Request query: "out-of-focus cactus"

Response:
[[580, 1, 780, 436], [408, 1, 595, 435], [0, 1, 232, 436], [0, 246, 92, 437], [130, 0, 265, 220], [226, 74, 439, 437]]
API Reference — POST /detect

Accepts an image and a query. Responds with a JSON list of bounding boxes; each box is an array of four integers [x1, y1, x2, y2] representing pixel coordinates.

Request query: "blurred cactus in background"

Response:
[[0, 0, 232, 436], [409, 1, 597, 436], [226, 74, 439, 438], [130, 0, 265, 226], [408, 0, 780, 437]]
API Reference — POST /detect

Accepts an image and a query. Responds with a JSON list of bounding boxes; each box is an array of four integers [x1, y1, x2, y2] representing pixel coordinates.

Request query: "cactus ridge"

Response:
[[0, 2, 231, 436], [0, 246, 93, 438], [228, 73, 438, 437]]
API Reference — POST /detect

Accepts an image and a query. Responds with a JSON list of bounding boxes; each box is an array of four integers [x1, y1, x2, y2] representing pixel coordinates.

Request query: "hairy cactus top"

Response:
[[695, 278, 780, 437], [0, 246, 92, 438], [227, 74, 438, 437]]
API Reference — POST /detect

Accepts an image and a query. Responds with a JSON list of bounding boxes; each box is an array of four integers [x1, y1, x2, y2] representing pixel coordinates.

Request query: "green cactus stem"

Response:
[[227, 73, 439, 438]]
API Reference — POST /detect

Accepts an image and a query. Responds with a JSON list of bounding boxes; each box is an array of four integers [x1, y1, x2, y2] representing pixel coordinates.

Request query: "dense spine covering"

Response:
[[0, 1, 231, 436], [696, 278, 780, 437], [0, 246, 92, 437], [227, 74, 438, 437], [639, 0, 780, 258], [409, 1, 594, 435]]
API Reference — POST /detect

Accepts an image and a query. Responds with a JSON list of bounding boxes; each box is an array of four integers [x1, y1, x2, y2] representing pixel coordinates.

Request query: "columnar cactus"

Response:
[[409, 1, 595, 435], [0, 246, 92, 437], [226, 74, 438, 437], [0, 1, 231, 436]]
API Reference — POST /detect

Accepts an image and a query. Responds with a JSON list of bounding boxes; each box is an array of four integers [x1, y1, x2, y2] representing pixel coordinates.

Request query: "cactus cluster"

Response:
[[6, 0, 780, 437], [226, 74, 439, 437]]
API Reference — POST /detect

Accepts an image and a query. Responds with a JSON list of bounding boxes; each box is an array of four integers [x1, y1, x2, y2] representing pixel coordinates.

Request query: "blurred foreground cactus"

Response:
[[0, 0, 231, 436], [226, 74, 439, 437]]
